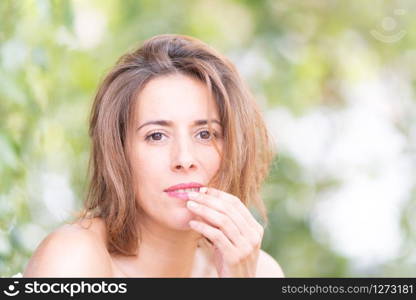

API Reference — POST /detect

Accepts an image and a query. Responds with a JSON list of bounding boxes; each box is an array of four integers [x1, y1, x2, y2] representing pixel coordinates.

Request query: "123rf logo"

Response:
[[3, 281, 127, 297], [3, 281, 20, 296]]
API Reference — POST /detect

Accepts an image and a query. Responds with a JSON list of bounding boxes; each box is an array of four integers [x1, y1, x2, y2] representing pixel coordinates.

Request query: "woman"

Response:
[[23, 34, 284, 277]]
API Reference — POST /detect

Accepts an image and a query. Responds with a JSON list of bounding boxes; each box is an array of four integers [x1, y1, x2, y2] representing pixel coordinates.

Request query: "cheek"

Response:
[[200, 147, 222, 174], [133, 150, 167, 182], [129, 145, 159, 191], [132, 152, 166, 208]]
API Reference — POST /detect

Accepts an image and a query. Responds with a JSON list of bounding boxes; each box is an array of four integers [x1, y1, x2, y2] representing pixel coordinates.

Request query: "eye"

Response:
[[145, 131, 166, 142], [197, 129, 217, 141]]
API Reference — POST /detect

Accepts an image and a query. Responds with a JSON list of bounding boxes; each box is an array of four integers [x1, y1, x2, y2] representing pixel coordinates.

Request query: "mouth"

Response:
[[168, 187, 200, 193], [164, 183, 203, 200], [165, 188, 200, 200], [164, 182, 203, 192]]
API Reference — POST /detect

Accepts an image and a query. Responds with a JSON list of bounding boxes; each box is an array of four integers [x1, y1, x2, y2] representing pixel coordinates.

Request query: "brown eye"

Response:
[[151, 132, 163, 140], [145, 132, 165, 142], [199, 130, 211, 140]]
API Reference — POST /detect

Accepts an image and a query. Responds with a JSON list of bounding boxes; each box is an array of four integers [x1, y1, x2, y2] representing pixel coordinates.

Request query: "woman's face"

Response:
[[130, 74, 223, 230]]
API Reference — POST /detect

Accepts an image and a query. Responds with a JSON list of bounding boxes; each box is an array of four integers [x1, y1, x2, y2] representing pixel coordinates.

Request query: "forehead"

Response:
[[135, 74, 219, 122]]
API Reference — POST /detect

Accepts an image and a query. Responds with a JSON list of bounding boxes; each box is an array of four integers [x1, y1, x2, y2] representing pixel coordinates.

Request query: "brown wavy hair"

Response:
[[78, 34, 274, 256]]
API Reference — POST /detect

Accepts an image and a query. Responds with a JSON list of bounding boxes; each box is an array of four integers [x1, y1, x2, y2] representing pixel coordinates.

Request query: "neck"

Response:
[[131, 217, 202, 277]]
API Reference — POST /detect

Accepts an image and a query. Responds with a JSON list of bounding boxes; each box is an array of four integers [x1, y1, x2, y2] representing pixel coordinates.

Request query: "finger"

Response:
[[187, 200, 246, 248], [189, 192, 244, 229], [203, 187, 264, 235], [190, 189, 263, 246], [188, 220, 237, 262], [189, 191, 253, 237]]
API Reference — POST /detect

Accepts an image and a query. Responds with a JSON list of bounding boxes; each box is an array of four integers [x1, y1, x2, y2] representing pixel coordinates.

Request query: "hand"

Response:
[[187, 187, 264, 277]]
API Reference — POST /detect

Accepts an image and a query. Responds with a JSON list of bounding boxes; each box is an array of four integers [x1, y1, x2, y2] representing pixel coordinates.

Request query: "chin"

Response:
[[166, 208, 195, 231]]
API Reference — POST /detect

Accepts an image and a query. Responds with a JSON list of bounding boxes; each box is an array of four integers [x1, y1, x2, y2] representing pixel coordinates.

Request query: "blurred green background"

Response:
[[1, 0, 415, 277]]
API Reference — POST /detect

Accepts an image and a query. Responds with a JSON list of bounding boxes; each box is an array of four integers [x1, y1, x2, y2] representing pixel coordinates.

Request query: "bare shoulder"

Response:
[[23, 218, 112, 277], [256, 250, 285, 277]]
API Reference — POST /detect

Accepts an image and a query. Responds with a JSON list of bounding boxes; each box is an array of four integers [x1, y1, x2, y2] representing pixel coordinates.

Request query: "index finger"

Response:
[[202, 187, 263, 232]]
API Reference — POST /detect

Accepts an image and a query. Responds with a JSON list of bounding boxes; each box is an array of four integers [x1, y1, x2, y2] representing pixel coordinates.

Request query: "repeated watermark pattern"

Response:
[[370, 9, 407, 43], [2, 280, 127, 297], [3, 281, 20, 297]]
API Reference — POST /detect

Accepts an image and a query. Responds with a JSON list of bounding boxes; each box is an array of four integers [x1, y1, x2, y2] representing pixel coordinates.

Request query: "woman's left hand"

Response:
[[187, 187, 264, 277]]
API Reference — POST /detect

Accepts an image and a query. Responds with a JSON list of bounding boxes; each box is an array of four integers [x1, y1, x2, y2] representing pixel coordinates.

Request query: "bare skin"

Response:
[[23, 74, 284, 278], [24, 217, 283, 277]]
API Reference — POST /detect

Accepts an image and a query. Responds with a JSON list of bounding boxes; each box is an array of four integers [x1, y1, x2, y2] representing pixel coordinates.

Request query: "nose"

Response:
[[171, 134, 197, 172]]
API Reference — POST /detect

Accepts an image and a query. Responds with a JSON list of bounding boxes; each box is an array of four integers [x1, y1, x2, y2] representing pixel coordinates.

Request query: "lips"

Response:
[[164, 182, 204, 200], [164, 182, 204, 192]]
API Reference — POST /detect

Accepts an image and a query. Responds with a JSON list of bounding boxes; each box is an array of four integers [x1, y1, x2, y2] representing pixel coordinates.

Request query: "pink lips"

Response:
[[165, 190, 191, 200], [164, 182, 203, 200]]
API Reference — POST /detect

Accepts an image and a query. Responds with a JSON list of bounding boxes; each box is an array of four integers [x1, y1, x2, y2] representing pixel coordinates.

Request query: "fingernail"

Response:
[[189, 220, 198, 228], [187, 201, 198, 209], [200, 187, 208, 194]]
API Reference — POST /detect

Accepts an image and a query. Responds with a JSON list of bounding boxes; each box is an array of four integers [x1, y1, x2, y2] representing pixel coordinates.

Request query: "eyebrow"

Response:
[[137, 119, 222, 131]]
